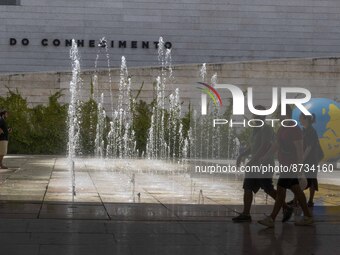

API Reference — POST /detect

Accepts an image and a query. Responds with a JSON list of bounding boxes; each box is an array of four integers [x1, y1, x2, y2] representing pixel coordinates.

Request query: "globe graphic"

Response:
[[292, 98, 340, 162]]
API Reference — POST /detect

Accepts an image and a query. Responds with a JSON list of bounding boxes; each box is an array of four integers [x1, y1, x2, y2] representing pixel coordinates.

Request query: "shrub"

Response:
[[0, 90, 68, 154]]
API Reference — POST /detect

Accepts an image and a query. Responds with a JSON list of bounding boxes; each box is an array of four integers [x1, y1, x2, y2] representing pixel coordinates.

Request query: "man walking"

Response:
[[258, 105, 313, 227], [233, 105, 293, 223]]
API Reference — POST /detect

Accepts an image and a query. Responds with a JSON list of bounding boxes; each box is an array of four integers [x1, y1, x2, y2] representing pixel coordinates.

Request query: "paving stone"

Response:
[[0, 156, 338, 254]]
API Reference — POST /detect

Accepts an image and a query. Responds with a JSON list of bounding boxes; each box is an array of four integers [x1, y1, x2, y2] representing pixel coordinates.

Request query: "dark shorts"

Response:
[[306, 178, 318, 191], [243, 178, 274, 194], [304, 163, 318, 179], [277, 178, 299, 189]]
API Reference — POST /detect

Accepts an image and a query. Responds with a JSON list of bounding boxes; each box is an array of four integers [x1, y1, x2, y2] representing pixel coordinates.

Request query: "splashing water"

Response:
[[146, 37, 180, 160], [103, 56, 136, 159], [103, 37, 115, 118], [64, 36, 246, 207], [95, 93, 106, 158], [210, 73, 218, 158], [67, 39, 82, 201], [67, 35, 241, 162], [67, 39, 81, 161], [211, 72, 217, 86], [200, 63, 207, 82]]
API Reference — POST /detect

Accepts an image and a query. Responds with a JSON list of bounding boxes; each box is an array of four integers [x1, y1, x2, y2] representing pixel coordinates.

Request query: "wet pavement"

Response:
[[0, 155, 340, 254], [0, 206, 340, 255]]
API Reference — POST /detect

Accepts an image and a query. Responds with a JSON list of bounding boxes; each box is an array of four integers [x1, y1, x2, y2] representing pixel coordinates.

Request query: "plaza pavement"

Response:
[[0, 155, 339, 255]]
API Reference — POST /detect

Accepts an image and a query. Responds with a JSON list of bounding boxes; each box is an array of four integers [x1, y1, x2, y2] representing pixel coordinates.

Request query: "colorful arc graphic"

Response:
[[197, 82, 223, 106], [197, 87, 218, 106]]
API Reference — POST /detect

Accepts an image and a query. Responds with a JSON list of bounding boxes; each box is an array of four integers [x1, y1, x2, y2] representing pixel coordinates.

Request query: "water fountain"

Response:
[[67, 39, 82, 201], [146, 37, 174, 160], [67, 39, 81, 161], [94, 93, 106, 158], [66, 36, 241, 205]]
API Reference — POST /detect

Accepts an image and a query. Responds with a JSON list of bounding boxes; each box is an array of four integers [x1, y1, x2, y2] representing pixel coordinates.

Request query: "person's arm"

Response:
[[236, 147, 250, 167], [303, 128, 318, 162], [0, 120, 4, 134], [294, 139, 304, 164], [303, 146, 312, 162]]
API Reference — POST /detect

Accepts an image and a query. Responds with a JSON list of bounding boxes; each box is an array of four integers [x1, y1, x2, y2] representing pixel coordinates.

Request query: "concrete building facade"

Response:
[[0, 57, 339, 114], [2, 0, 340, 73]]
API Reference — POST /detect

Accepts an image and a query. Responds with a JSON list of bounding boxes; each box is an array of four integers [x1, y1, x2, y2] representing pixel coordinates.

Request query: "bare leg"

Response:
[[266, 188, 290, 210], [293, 197, 298, 206], [308, 187, 315, 204], [243, 189, 253, 215], [270, 185, 286, 220], [266, 188, 277, 200], [290, 184, 312, 217]]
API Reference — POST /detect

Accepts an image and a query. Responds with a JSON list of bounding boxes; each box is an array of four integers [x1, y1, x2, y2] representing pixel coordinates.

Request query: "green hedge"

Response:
[[0, 89, 191, 156], [0, 88, 248, 157], [0, 90, 68, 154]]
